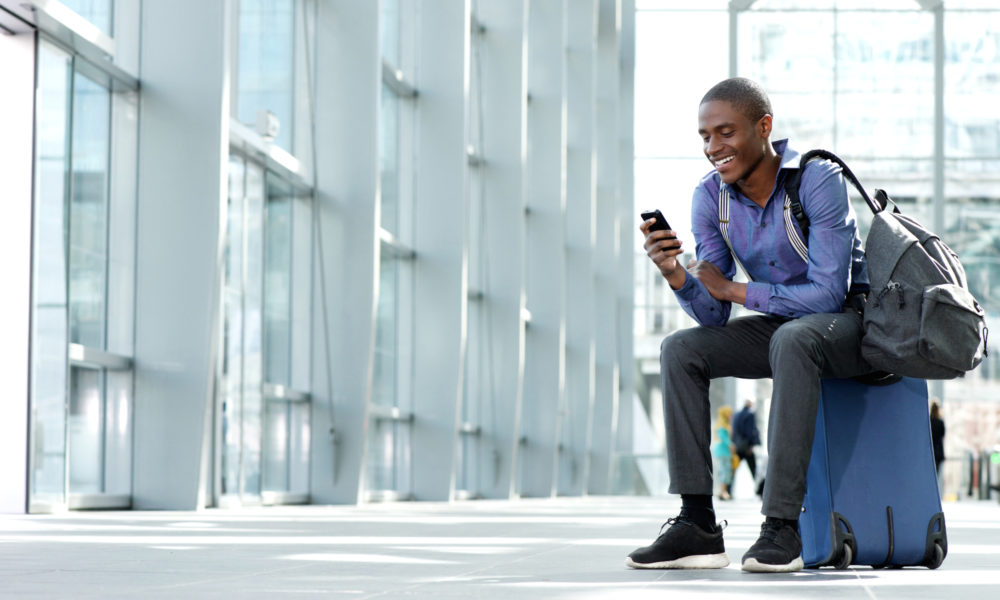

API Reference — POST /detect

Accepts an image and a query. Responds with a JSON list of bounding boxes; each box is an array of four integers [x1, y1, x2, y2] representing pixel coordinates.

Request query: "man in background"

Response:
[[732, 399, 762, 495]]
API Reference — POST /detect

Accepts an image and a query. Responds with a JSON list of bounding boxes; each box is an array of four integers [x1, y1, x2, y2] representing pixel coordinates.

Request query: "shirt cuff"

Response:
[[673, 271, 699, 301], [745, 281, 772, 313]]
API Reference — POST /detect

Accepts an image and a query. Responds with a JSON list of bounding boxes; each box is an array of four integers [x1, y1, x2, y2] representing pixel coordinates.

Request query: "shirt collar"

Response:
[[774, 139, 800, 171]]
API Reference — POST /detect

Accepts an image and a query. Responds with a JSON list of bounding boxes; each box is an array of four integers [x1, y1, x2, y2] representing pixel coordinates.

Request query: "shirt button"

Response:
[[754, 302, 760, 308], [769, 261, 776, 266], [761, 222, 767, 228]]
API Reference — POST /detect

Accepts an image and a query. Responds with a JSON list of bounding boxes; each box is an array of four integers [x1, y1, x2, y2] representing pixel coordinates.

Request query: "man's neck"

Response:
[[736, 148, 781, 208]]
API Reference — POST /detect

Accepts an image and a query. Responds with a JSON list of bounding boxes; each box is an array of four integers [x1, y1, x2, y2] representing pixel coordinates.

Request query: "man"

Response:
[[626, 77, 871, 573], [731, 399, 762, 492]]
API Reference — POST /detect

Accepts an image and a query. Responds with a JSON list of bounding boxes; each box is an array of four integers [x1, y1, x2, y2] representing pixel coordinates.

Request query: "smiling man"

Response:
[[627, 77, 872, 573]]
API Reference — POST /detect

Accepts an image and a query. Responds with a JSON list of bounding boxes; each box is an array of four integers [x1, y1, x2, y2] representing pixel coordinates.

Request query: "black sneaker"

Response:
[[626, 517, 729, 569], [741, 518, 804, 573]]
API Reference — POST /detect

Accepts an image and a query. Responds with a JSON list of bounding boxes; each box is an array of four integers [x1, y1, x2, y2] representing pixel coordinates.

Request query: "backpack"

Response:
[[783, 150, 989, 380]]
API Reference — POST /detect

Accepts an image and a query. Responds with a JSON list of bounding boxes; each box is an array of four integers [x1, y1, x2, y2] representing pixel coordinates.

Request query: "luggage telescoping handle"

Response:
[[793, 149, 887, 216]]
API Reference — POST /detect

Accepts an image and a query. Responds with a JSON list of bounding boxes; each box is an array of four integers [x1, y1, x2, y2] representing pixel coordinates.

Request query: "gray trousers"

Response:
[[661, 307, 871, 520]]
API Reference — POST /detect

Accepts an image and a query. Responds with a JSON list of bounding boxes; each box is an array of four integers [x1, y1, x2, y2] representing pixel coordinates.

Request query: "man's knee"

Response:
[[661, 327, 702, 366], [769, 319, 821, 364]]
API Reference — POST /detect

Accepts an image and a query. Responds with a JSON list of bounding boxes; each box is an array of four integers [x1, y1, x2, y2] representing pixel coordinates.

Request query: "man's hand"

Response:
[[640, 219, 685, 289], [687, 259, 745, 304]]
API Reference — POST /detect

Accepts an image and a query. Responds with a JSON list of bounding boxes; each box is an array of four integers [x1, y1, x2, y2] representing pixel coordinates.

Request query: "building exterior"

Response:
[[0, 0, 637, 514]]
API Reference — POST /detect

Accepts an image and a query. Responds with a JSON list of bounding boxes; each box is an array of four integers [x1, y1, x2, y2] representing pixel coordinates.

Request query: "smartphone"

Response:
[[640, 209, 673, 234]]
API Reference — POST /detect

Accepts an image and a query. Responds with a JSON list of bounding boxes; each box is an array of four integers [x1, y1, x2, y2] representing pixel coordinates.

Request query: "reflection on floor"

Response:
[[1, 495, 999, 599]]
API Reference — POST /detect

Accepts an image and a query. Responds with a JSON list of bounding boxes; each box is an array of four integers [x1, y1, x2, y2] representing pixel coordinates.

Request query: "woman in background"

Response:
[[712, 406, 734, 501]]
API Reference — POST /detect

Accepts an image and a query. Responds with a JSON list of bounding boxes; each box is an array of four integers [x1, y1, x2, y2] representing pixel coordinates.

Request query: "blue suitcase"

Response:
[[799, 377, 948, 569]]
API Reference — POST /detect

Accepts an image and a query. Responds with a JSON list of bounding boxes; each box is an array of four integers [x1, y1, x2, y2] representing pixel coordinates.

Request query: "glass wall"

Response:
[[29, 37, 137, 510], [368, 0, 416, 500], [61, 0, 113, 36], [235, 0, 296, 152], [219, 156, 312, 505], [634, 0, 1000, 499]]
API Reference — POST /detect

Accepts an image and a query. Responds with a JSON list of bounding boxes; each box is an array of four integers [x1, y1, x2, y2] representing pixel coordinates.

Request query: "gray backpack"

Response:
[[785, 150, 988, 380]]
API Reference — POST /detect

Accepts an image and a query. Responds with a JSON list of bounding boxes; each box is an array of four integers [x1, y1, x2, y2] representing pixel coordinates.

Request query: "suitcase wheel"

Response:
[[926, 541, 945, 570], [834, 543, 853, 570]]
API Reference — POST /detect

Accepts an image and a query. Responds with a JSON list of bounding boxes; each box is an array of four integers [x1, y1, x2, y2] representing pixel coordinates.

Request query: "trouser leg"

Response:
[[744, 450, 757, 480], [762, 309, 870, 520], [661, 316, 782, 496]]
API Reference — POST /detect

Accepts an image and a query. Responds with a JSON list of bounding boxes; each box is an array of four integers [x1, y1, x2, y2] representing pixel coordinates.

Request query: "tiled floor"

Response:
[[1, 495, 998, 599]]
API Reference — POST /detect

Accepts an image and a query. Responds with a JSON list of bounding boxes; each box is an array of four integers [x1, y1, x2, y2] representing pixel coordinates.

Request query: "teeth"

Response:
[[715, 156, 734, 167]]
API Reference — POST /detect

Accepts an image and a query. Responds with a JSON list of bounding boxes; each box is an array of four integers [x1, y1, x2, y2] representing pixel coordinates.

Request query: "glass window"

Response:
[[265, 177, 293, 387], [381, 0, 400, 66], [237, 0, 296, 152], [30, 42, 73, 506], [373, 252, 398, 410], [634, 10, 727, 159], [380, 83, 400, 235], [69, 72, 111, 349], [30, 38, 136, 510], [221, 157, 311, 502], [68, 366, 104, 494], [61, 0, 114, 36]]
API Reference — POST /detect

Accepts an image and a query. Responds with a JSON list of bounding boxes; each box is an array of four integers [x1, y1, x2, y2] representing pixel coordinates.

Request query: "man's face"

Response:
[[697, 99, 770, 186]]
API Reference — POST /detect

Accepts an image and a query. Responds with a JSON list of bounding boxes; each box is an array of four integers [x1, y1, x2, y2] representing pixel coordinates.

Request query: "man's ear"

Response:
[[757, 114, 773, 139]]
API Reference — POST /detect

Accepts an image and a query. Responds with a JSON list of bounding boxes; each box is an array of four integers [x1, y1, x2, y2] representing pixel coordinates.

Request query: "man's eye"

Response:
[[722, 131, 735, 137]]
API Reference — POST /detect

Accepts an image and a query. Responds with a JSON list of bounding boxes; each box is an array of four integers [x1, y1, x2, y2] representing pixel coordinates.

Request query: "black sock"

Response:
[[765, 515, 799, 532], [680, 494, 716, 532]]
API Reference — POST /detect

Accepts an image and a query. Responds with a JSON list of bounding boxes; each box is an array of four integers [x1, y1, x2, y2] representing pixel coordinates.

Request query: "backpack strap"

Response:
[[717, 182, 808, 278], [718, 184, 754, 282], [787, 149, 884, 217]]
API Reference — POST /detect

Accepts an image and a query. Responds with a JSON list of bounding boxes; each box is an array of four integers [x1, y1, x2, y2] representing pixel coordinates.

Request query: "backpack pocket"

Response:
[[918, 284, 987, 372]]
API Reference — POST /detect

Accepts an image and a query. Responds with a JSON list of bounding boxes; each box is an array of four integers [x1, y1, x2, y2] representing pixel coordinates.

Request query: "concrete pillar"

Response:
[[132, 0, 231, 509], [409, 0, 471, 502], [309, 0, 381, 504], [521, 0, 568, 498], [0, 28, 35, 514]]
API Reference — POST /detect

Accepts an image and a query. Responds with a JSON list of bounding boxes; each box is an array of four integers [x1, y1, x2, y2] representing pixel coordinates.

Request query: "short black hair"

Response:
[[700, 77, 772, 123]]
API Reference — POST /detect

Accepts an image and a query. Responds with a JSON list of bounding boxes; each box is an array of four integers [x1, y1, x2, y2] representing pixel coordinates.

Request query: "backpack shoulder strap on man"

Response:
[[716, 179, 809, 278], [784, 149, 888, 232]]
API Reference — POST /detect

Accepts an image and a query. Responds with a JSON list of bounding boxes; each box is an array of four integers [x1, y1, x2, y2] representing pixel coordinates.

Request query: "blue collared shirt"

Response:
[[674, 139, 869, 327]]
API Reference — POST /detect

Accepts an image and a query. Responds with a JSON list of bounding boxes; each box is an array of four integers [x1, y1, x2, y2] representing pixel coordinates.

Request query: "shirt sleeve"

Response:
[[748, 162, 856, 317], [673, 180, 734, 327]]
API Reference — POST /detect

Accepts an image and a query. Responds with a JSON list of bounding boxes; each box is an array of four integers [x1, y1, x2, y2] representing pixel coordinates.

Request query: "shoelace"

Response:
[[658, 516, 728, 536], [758, 520, 784, 543]]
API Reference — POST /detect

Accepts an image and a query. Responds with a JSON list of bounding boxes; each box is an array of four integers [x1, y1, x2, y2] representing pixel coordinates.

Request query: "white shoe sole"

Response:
[[626, 553, 730, 570], [741, 556, 804, 573]]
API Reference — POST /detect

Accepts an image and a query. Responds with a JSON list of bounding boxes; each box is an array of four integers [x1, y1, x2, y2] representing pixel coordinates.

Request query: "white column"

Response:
[[561, 0, 598, 496], [309, 0, 381, 504], [473, 0, 529, 500], [614, 0, 636, 493], [410, 0, 471, 502], [588, 0, 621, 495], [132, 0, 230, 509], [0, 29, 35, 514], [521, 0, 568, 498]]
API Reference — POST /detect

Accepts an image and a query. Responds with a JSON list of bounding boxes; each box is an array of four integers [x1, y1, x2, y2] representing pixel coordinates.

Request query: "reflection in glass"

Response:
[[381, 0, 400, 65], [61, 0, 114, 37], [380, 84, 400, 234], [265, 179, 292, 387], [31, 43, 73, 506], [68, 367, 104, 494], [237, 0, 295, 151], [243, 163, 265, 496], [220, 157, 246, 497], [69, 73, 110, 349], [372, 252, 398, 409], [945, 13, 1000, 159], [263, 401, 290, 491]]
